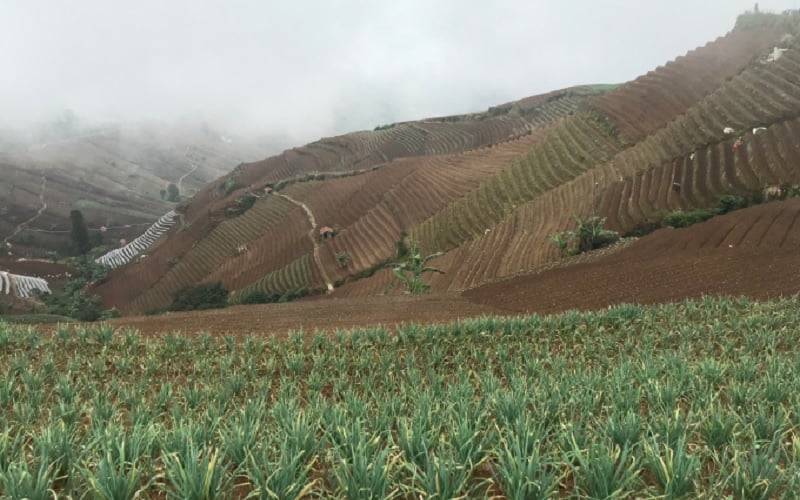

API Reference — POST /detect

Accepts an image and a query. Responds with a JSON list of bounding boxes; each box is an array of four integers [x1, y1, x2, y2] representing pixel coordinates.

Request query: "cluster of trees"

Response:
[[160, 183, 180, 202], [40, 257, 110, 321]]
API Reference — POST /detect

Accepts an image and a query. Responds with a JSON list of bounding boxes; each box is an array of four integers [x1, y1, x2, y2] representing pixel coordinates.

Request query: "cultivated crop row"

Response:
[[413, 110, 624, 254], [0, 296, 798, 497], [590, 24, 785, 141], [230, 254, 313, 300], [127, 197, 298, 314], [602, 115, 800, 231], [434, 37, 800, 286], [603, 38, 800, 183]]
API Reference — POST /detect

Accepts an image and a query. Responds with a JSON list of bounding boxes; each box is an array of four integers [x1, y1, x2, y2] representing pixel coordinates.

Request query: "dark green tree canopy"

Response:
[[69, 209, 91, 255]]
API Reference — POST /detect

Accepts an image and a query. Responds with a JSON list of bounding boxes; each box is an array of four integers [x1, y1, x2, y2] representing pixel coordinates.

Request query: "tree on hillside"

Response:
[[70, 209, 91, 255], [384, 240, 444, 295], [549, 214, 620, 257], [166, 183, 180, 202]]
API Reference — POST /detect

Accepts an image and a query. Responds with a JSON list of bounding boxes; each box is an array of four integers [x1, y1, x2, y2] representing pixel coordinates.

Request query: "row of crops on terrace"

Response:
[[413, 109, 625, 253], [603, 38, 800, 184], [590, 25, 786, 142], [0, 295, 798, 497]]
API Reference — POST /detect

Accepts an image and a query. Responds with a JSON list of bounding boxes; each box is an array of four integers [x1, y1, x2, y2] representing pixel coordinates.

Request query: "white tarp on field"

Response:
[[1, 271, 51, 297], [95, 210, 177, 269], [0, 271, 10, 294]]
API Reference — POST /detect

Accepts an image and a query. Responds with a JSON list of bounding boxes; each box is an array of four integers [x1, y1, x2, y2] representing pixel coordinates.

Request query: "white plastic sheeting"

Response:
[[12, 274, 51, 297], [95, 210, 177, 269], [1, 271, 51, 297]]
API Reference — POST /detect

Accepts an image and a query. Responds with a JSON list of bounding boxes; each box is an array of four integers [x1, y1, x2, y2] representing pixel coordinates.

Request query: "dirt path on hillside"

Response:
[[176, 145, 199, 195], [3, 173, 47, 246], [275, 193, 334, 292]]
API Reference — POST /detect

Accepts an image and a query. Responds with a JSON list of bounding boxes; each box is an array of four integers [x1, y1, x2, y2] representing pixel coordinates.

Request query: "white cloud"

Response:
[[0, 0, 797, 143]]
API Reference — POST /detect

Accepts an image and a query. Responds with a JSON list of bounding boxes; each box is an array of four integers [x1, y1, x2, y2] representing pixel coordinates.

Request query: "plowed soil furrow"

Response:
[[775, 121, 800, 183], [656, 160, 675, 213], [761, 206, 795, 247], [464, 200, 800, 316], [748, 130, 780, 184], [599, 181, 625, 230], [720, 212, 762, 248], [615, 177, 634, 231], [742, 206, 785, 247], [722, 141, 751, 192], [778, 207, 800, 248], [708, 142, 731, 195], [639, 168, 656, 218], [628, 171, 646, 224], [698, 216, 737, 249]]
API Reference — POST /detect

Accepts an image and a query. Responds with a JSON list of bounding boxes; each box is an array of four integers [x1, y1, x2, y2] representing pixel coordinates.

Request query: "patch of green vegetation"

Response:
[[0, 313, 77, 324], [549, 215, 620, 257], [335, 252, 349, 268], [384, 240, 444, 295], [219, 166, 243, 196], [40, 259, 107, 322], [166, 183, 180, 202], [225, 194, 258, 217], [586, 83, 621, 94], [735, 9, 800, 30], [625, 189, 798, 236], [238, 286, 309, 305], [168, 281, 229, 312]]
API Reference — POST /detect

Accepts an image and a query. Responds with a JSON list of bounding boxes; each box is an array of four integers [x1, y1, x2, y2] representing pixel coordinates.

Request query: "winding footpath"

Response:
[[3, 172, 47, 246], [176, 145, 199, 195], [275, 193, 334, 292]]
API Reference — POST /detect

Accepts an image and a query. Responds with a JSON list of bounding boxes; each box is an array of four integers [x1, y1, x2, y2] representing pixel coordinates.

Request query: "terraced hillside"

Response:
[[0, 123, 271, 257], [331, 13, 800, 297], [465, 199, 800, 315], [96, 88, 592, 313], [94, 10, 800, 315]]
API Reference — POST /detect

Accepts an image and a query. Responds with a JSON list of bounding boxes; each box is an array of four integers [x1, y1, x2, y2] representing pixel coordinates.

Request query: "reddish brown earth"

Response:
[[96, 294, 507, 337], [464, 199, 800, 315], [27, 200, 795, 337], [0, 258, 72, 280]]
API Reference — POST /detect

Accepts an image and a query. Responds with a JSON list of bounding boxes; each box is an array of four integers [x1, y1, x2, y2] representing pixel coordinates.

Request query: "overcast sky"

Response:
[[1, 0, 798, 144]]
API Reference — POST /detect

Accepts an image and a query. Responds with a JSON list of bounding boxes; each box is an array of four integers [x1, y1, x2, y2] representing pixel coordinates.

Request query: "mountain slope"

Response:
[[0, 123, 273, 257], [95, 10, 800, 315]]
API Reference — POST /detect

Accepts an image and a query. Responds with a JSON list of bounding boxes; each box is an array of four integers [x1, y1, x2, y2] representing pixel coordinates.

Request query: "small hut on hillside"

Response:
[[319, 226, 335, 239]]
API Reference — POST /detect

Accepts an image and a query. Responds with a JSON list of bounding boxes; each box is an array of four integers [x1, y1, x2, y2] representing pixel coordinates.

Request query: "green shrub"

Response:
[[166, 183, 180, 202], [662, 209, 717, 228], [239, 287, 309, 305], [219, 166, 242, 196], [226, 195, 258, 217], [168, 282, 229, 311], [625, 220, 663, 238], [240, 290, 282, 305], [549, 215, 620, 257], [716, 195, 749, 215]]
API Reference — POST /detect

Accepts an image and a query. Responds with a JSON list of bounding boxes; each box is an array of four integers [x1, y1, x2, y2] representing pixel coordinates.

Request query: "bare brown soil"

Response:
[[464, 200, 800, 315], [97, 294, 507, 337], [0, 257, 72, 278]]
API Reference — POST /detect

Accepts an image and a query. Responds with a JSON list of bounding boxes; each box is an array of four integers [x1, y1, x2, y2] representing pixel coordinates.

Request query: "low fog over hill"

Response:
[[1, 1, 798, 145]]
